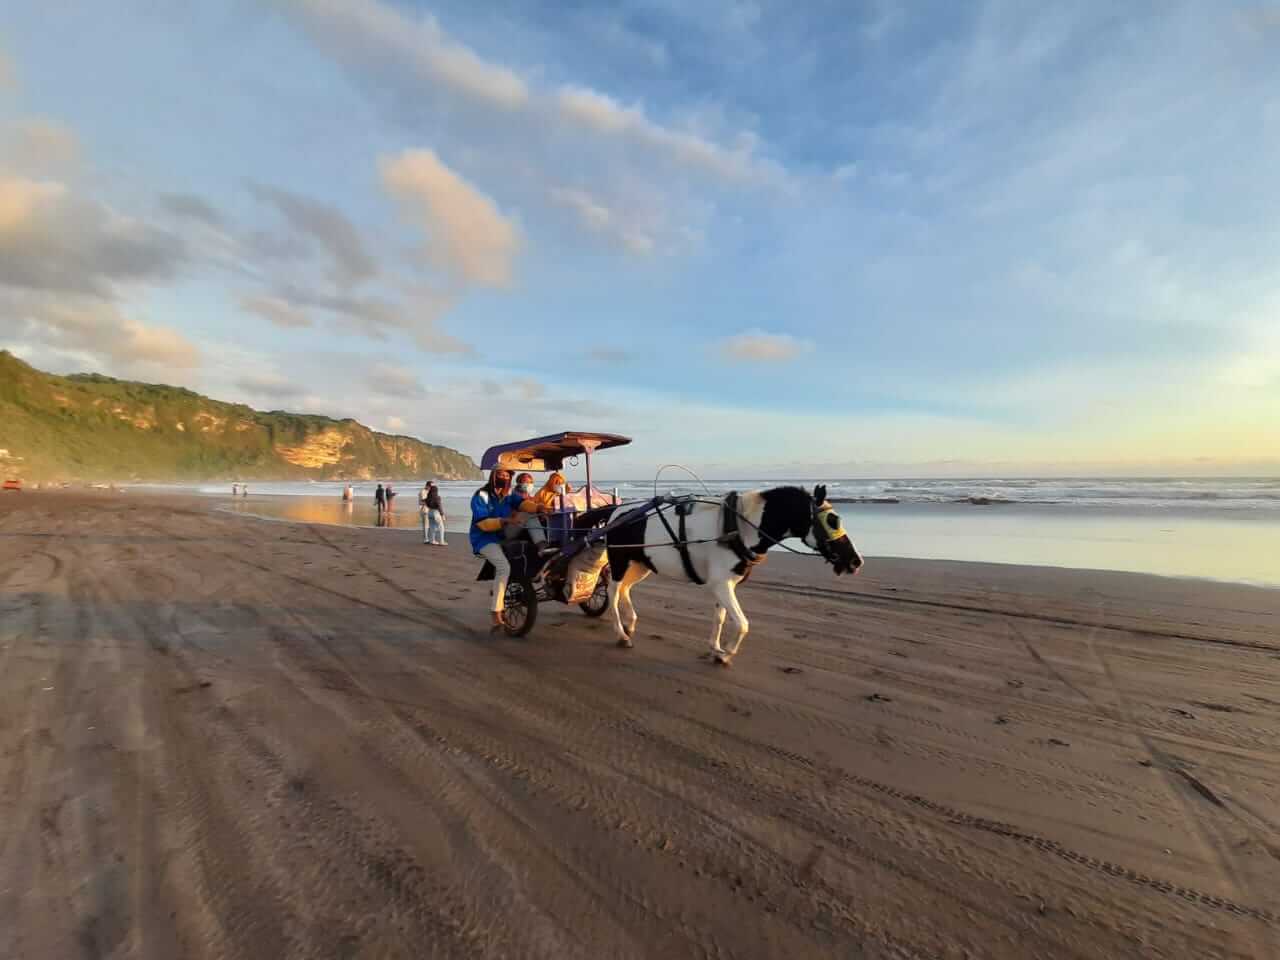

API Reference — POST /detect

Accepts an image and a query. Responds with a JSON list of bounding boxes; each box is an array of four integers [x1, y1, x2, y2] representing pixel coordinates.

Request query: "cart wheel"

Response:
[[502, 578, 538, 637], [579, 568, 611, 618]]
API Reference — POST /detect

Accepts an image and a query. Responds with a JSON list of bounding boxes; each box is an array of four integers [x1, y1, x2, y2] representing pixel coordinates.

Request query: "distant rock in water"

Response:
[[0, 350, 483, 483], [955, 496, 1015, 506]]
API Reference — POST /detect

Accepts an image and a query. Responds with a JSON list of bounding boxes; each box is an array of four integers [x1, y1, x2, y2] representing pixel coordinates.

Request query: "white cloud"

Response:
[[0, 291, 199, 375], [0, 174, 62, 232], [365, 362, 424, 397], [278, 0, 529, 110], [251, 184, 376, 288], [159, 192, 223, 228], [0, 168, 198, 379], [386, 415, 406, 431], [280, 0, 781, 186], [0, 174, 185, 296], [259, 282, 471, 353], [510, 377, 545, 401], [549, 186, 654, 255], [241, 293, 313, 329], [719, 330, 812, 363], [554, 86, 772, 182], [3, 119, 80, 173], [380, 148, 519, 288]]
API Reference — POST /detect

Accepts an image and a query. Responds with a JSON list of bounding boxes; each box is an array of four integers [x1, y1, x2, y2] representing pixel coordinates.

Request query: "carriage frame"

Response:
[[478, 431, 631, 636]]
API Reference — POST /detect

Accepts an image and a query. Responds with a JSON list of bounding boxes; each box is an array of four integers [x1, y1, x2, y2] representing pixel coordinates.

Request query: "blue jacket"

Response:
[[469, 488, 511, 554]]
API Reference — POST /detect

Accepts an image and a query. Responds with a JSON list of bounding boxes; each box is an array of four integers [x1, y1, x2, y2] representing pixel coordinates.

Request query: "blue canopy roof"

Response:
[[480, 431, 631, 471]]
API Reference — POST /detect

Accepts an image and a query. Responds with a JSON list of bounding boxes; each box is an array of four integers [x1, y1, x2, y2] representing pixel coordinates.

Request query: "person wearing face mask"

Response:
[[503, 473, 536, 540], [471, 469, 522, 628], [528, 471, 571, 545], [529, 472, 567, 516], [507, 472, 564, 545]]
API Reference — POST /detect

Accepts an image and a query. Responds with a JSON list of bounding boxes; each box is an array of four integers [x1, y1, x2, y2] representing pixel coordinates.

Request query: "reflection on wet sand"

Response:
[[224, 496, 404, 531]]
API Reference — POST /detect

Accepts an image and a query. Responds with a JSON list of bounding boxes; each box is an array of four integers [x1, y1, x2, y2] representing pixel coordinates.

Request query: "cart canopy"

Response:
[[480, 432, 631, 472]]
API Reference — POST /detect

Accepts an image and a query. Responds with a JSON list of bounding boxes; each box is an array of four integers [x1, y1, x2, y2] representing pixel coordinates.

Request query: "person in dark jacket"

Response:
[[419, 481, 446, 545], [375, 483, 386, 512]]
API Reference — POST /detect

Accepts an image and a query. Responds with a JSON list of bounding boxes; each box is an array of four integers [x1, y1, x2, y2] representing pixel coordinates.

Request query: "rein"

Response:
[[589, 494, 837, 563]]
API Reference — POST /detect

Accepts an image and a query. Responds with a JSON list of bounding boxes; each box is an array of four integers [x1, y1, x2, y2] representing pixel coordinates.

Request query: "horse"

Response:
[[582, 485, 862, 664]]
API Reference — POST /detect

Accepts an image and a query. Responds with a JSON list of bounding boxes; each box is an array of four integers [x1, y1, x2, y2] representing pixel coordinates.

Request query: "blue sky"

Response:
[[1, 1, 1278, 476]]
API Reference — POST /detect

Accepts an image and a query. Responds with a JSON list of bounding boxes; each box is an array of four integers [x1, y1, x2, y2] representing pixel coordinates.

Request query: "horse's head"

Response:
[[806, 485, 863, 576]]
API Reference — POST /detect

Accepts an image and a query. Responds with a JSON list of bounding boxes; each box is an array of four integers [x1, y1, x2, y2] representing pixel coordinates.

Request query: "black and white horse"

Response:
[[585, 485, 862, 664]]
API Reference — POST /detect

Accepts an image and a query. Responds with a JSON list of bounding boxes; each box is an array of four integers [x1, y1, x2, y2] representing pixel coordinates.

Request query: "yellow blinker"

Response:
[[816, 505, 846, 540]]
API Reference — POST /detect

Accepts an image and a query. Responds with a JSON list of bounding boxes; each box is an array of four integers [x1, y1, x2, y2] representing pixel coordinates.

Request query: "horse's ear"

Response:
[[813, 484, 827, 503]]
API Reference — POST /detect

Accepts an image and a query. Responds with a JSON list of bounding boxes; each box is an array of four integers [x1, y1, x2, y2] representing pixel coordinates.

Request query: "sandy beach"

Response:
[[2, 492, 1279, 959]]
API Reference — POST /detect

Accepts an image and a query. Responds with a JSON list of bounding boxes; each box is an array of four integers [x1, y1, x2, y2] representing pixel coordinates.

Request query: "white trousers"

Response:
[[477, 543, 510, 612]]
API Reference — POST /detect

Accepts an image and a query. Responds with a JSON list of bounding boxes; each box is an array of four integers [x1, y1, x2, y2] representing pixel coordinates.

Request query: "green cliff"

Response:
[[0, 352, 482, 483]]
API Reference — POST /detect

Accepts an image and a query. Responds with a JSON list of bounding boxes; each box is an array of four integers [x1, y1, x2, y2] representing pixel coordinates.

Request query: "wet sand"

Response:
[[2, 492, 1279, 959]]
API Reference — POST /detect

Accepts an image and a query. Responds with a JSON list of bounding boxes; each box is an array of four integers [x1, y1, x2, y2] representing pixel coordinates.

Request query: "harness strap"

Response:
[[653, 502, 704, 585], [721, 491, 766, 580]]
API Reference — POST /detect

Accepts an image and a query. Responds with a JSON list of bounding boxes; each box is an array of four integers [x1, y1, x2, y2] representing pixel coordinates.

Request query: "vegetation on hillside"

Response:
[[0, 351, 481, 482]]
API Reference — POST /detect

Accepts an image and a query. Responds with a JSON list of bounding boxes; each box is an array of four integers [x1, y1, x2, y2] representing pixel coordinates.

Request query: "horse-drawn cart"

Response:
[[477, 432, 863, 660]]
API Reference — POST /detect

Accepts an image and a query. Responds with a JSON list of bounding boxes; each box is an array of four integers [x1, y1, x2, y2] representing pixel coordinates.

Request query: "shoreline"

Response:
[[17, 491, 1280, 591], [212, 496, 1280, 593], [220, 502, 1280, 593]]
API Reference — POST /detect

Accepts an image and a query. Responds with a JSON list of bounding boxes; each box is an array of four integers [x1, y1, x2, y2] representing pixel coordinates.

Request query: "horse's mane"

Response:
[[575, 505, 618, 528], [760, 485, 812, 504]]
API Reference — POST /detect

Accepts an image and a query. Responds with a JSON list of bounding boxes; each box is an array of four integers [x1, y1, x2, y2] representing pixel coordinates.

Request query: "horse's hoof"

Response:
[[616, 637, 633, 649], [713, 653, 732, 667]]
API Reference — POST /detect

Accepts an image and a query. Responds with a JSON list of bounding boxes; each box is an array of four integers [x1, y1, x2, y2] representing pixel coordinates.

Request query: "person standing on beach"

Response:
[[418, 483, 431, 543], [419, 481, 446, 546], [232, 483, 238, 497], [424, 483, 445, 545], [375, 483, 386, 512]]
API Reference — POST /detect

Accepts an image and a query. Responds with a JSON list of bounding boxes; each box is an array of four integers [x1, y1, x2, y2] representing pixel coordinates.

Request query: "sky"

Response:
[[1, 0, 1278, 478]]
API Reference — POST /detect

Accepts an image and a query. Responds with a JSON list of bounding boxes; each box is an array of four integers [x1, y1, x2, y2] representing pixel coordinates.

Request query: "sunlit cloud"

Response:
[[719, 330, 812, 363], [277, 0, 530, 110], [380, 148, 520, 288]]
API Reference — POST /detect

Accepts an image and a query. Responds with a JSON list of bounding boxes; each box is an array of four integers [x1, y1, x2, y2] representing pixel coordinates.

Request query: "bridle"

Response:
[[802, 499, 848, 565]]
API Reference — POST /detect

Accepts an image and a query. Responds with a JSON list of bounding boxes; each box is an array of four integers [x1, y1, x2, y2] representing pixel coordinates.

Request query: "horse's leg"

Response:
[[619, 568, 650, 642], [607, 562, 630, 646], [717, 580, 750, 664], [615, 564, 650, 647], [708, 603, 728, 658]]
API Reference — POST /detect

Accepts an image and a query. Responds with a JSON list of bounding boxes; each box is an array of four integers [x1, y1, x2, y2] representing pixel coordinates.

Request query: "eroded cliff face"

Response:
[[0, 351, 483, 482], [277, 429, 350, 470]]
